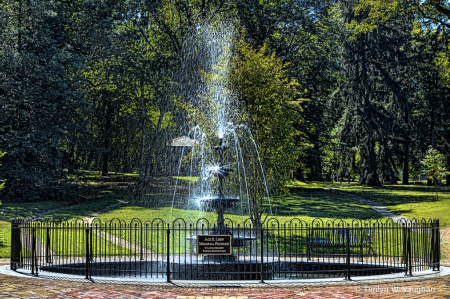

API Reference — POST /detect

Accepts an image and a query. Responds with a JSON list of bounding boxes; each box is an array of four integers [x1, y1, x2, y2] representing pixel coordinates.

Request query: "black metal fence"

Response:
[[10, 217, 440, 281]]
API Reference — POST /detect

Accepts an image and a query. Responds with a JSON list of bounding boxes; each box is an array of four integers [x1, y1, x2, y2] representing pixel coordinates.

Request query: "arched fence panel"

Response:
[[10, 218, 440, 281]]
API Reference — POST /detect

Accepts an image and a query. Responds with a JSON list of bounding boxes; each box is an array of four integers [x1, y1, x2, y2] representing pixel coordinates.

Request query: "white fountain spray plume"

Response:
[[170, 20, 273, 227]]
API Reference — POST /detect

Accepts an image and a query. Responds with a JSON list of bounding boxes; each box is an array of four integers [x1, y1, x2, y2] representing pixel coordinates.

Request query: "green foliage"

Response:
[[0, 0, 87, 201], [347, 0, 449, 35], [230, 39, 309, 192], [421, 146, 447, 184], [0, 0, 448, 205], [0, 151, 5, 191], [409, 165, 420, 182]]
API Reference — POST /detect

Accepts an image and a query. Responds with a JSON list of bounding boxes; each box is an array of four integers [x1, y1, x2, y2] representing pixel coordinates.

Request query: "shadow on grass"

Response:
[[264, 190, 384, 220], [124, 187, 384, 221], [344, 184, 449, 206]]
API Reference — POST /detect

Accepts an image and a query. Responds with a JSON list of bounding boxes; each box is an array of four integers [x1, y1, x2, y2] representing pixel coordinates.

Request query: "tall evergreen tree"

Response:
[[335, 1, 420, 186], [0, 0, 86, 200]]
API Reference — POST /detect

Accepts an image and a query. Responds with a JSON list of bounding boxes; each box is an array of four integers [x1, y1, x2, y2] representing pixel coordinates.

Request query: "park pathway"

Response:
[[82, 199, 129, 223], [323, 187, 408, 222], [82, 199, 154, 256]]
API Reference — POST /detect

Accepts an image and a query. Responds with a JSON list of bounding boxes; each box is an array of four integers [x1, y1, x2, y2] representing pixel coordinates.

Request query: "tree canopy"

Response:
[[1, 0, 449, 203]]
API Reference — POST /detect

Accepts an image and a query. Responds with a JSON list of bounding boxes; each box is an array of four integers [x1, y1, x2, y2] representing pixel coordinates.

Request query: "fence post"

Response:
[[167, 225, 171, 283], [260, 228, 264, 283], [437, 219, 440, 271], [140, 225, 144, 261], [10, 220, 21, 270], [408, 227, 412, 276], [345, 228, 351, 280], [433, 219, 440, 271], [431, 221, 436, 270], [306, 226, 311, 260], [403, 224, 408, 275], [85, 228, 90, 280], [46, 227, 51, 264], [31, 227, 37, 275], [404, 225, 412, 276], [90, 226, 93, 261]]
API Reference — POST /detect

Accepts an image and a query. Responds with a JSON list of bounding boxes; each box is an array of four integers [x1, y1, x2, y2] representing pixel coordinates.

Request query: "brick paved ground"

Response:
[[1, 268, 450, 298], [1, 258, 450, 299]]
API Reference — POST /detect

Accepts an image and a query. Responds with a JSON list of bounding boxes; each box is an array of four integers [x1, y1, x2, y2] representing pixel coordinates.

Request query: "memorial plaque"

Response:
[[197, 235, 232, 255]]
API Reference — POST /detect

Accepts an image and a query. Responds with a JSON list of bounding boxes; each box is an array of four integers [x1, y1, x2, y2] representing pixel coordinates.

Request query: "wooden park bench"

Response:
[[307, 226, 376, 260]]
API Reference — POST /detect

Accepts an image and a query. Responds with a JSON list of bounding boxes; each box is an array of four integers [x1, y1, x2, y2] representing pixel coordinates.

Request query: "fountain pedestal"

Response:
[[194, 137, 254, 263]]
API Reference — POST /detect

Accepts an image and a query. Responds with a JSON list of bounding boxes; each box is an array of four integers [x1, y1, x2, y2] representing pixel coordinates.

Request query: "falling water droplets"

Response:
[[170, 20, 273, 225]]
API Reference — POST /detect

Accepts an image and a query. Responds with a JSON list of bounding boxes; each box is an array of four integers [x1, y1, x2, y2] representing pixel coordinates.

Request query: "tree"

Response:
[[0, 0, 87, 201], [0, 151, 5, 191], [348, 0, 449, 34], [343, 0, 450, 187], [421, 146, 447, 199], [229, 38, 308, 225], [333, 0, 431, 186]]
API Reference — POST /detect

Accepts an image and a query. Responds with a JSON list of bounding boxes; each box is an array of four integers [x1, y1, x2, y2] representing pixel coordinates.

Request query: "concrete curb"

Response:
[[1, 265, 449, 287]]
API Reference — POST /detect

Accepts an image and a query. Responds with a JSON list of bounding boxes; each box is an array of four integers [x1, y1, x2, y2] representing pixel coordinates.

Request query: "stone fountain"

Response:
[[188, 137, 256, 264]]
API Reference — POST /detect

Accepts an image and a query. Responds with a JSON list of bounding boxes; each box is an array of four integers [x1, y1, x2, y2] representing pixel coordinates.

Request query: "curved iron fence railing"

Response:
[[10, 218, 440, 281]]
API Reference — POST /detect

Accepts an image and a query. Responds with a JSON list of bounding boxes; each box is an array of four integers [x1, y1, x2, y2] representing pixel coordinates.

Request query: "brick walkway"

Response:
[[1, 270, 450, 298]]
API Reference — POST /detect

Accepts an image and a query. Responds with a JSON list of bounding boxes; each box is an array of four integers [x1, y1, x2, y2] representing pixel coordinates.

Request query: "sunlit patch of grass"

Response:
[[338, 183, 450, 226], [46, 194, 123, 221], [286, 180, 361, 189], [31, 226, 134, 257], [0, 221, 10, 258], [173, 176, 199, 182], [0, 201, 63, 219], [265, 190, 384, 220], [98, 188, 385, 225]]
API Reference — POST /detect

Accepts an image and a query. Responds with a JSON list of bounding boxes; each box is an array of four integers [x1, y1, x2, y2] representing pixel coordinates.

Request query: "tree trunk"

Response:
[[139, 81, 146, 185], [144, 108, 166, 183], [367, 138, 381, 186], [389, 156, 397, 184], [447, 155, 450, 185], [402, 142, 409, 185], [101, 140, 109, 176], [101, 100, 112, 177]]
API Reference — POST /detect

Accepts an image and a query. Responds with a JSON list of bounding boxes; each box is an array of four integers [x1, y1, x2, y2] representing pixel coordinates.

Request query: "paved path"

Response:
[[324, 187, 407, 222], [82, 199, 129, 223], [81, 199, 155, 256]]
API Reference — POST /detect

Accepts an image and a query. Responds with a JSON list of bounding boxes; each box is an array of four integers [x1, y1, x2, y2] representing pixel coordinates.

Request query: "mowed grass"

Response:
[[0, 172, 134, 258], [0, 201, 63, 258], [92, 189, 386, 255], [3, 173, 443, 258], [0, 201, 64, 219], [333, 182, 450, 226], [98, 188, 385, 224], [0, 221, 10, 258], [45, 191, 124, 221], [30, 225, 135, 257]]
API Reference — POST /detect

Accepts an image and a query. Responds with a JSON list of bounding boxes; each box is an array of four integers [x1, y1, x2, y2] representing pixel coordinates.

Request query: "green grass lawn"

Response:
[[0, 172, 134, 258], [287, 180, 449, 225], [286, 180, 361, 189], [1, 173, 445, 259], [332, 182, 450, 226], [0, 201, 65, 220], [97, 188, 385, 225], [0, 221, 10, 258], [81, 187, 385, 255]]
